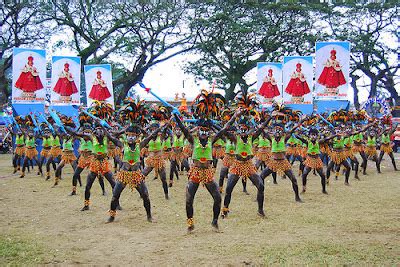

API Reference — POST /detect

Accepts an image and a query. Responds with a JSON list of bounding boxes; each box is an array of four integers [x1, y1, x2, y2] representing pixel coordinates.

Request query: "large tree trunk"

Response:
[[384, 75, 399, 105], [369, 78, 378, 98], [0, 72, 10, 105], [350, 74, 360, 109], [224, 83, 237, 102]]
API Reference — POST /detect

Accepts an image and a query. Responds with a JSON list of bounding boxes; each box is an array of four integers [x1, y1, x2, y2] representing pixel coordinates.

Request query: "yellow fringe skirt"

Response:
[[89, 158, 111, 175], [380, 143, 393, 154], [117, 170, 144, 191], [77, 154, 93, 169], [229, 159, 257, 180], [15, 145, 25, 156], [25, 147, 38, 159], [352, 143, 364, 153], [145, 154, 165, 171], [222, 154, 235, 168], [212, 146, 225, 159], [266, 158, 292, 175], [61, 150, 77, 164], [330, 149, 347, 164], [304, 154, 323, 170], [255, 149, 271, 162], [188, 165, 215, 184], [40, 147, 51, 158], [50, 146, 62, 158], [286, 146, 297, 156], [183, 145, 192, 158], [365, 146, 377, 158]]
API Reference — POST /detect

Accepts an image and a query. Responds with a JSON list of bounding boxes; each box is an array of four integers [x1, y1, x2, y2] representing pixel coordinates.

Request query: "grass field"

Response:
[[0, 154, 399, 265]]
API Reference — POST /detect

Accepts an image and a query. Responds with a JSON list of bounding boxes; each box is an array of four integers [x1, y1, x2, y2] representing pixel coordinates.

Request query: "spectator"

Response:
[[393, 125, 400, 153]]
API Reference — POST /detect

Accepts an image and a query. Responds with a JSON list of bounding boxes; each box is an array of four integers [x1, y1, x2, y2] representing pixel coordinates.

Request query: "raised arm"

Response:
[[173, 114, 193, 145], [252, 117, 272, 140], [140, 127, 162, 149]]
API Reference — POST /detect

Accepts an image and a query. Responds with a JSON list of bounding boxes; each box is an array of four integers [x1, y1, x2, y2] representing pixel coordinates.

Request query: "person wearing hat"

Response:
[[53, 62, 78, 102]]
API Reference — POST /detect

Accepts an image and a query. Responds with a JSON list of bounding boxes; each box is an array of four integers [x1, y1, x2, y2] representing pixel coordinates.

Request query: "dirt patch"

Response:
[[0, 154, 399, 265]]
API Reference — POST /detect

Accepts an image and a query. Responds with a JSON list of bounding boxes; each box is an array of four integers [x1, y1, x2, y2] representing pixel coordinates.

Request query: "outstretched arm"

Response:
[[173, 114, 193, 145], [65, 126, 92, 140], [252, 117, 272, 140], [140, 127, 162, 149]]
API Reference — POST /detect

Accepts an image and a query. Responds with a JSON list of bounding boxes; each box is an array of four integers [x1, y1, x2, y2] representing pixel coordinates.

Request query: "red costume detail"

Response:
[[145, 88, 151, 93], [15, 56, 44, 92], [259, 69, 280, 98], [88, 71, 111, 101], [53, 63, 78, 96], [284, 63, 310, 97], [317, 49, 346, 88]]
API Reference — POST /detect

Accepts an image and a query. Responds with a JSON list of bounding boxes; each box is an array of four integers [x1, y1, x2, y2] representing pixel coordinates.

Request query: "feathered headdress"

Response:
[[327, 109, 350, 124], [151, 106, 170, 122], [381, 114, 392, 126], [119, 98, 148, 125], [221, 108, 234, 123], [353, 110, 367, 121], [271, 102, 297, 123], [234, 91, 259, 117], [88, 101, 114, 121], [192, 89, 225, 119], [79, 112, 92, 125], [60, 115, 76, 128]]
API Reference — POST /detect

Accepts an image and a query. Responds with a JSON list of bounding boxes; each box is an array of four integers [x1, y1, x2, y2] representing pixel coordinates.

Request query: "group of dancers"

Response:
[[7, 90, 398, 232]]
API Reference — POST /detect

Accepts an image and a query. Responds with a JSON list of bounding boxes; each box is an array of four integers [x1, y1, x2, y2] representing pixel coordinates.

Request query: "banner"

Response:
[[315, 41, 350, 98], [12, 48, 46, 103], [283, 56, 313, 105], [257, 62, 282, 105], [84, 64, 114, 107], [51, 56, 81, 105]]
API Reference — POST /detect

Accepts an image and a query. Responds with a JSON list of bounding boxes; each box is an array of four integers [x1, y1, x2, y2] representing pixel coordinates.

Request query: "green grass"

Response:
[[262, 241, 399, 265], [0, 235, 45, 265]]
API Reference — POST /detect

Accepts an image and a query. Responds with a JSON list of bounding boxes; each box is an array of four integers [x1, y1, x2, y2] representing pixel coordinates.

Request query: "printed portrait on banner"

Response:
[[283, 56, 313, 105], [84, 64, 114, 107], [51, 56, 81, 105], [12, 48, 47, 103], [315, 41, 350, 98], [257, 62, 282, 105]]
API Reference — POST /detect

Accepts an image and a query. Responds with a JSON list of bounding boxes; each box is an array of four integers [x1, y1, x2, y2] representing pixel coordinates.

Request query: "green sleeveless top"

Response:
[[333, 137, 345, 149], [148, 136, 162, 152], [367, 136, 376, 147], [271, 137, 286, 153], [63, 139, 73, 151], [353, 133, 363, 142], [287, 136, 297, 145], [258, 136, 271, 148], [381, 134, 390, 144], [51, 136, 61, 147], [173, 135, 185, 148], [192, 137, 212, 162], [25, 137, 35, 147], [162, 137, 172, 150], [225, 139, 235, 154], [123, 142, 140, 164], [42, 137, 51, 147], [235, 136, 253, 157], [79, 138, 93, 151], [92, 137, 108, 155], [307, 140, 320, 154], [344, 137, 353, 147], [16, 135, 24, 145], [214, 138, 224, 146], [253, 137, 259, 146]]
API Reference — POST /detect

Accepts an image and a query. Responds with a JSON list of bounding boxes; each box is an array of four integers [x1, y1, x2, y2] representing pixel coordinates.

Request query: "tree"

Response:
[[45, 0, 195, 104], [324, 3, 399, 106], [185, 2, 322, 100]]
